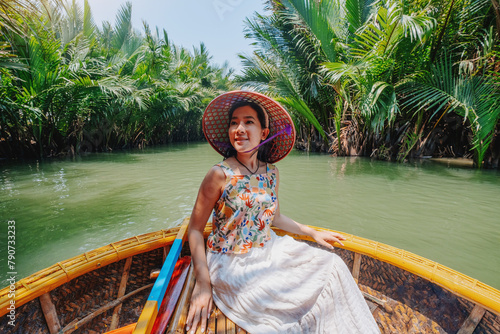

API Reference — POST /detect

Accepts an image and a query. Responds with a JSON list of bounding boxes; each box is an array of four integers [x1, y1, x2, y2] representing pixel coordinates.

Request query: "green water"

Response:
[[1, 143, 499, 289]]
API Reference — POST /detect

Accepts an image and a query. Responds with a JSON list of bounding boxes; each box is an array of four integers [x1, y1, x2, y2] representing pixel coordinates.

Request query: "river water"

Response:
[[1, 143, 499, 289]]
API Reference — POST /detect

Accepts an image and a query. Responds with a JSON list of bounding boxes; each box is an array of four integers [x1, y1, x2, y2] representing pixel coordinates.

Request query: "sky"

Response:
[[84, 0, 267, 74]]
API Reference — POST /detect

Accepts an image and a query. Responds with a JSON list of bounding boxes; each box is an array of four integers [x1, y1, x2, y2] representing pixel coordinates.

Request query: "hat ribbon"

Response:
[[242, 124, 293, 153]]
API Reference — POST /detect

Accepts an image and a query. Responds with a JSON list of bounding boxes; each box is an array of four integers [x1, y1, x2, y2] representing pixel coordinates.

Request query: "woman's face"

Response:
[[229, 105, 269, 153]]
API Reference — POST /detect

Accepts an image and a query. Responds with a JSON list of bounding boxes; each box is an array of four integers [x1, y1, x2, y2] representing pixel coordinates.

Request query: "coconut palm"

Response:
[[238, 0, 435, 153], [399, 57, 500, 168], [321, 0, 435, 133], [240, 0, 499, 166], [0, 0, 232, 158], [237, 6, 334, 150]]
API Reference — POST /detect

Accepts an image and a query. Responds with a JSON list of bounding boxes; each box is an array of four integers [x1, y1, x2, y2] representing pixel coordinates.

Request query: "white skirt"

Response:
[[206, 230, 380, 334]]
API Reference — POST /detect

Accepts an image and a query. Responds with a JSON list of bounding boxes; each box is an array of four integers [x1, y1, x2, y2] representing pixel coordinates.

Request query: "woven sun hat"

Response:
[[203, 90, 296, 163]]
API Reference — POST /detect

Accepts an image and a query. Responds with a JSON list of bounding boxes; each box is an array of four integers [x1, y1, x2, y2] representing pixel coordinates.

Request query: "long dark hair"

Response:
[[224, 101, 272, 162]]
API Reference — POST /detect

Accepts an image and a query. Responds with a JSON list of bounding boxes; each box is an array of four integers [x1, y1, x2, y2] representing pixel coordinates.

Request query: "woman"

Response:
[[186, 91, 379, 333]]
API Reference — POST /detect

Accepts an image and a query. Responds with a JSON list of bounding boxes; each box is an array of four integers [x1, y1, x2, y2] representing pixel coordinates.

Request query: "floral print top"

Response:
[[207, 160, 278, 254]]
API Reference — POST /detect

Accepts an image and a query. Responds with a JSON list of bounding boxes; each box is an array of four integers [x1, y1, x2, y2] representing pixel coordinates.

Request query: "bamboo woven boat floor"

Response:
[[206, 307, 248, 334], [180, 289, 447, 334], [170, 288, 440, 334], [360, 285, 448, 333]]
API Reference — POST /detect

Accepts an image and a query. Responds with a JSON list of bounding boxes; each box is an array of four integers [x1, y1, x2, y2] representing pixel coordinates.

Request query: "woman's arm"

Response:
[[185, 166, 226, 334], [272, 167, 346, 249]]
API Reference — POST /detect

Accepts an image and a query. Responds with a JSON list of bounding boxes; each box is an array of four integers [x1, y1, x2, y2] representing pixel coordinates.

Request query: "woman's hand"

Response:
[[186, 281, 213, 334], [311, 229, 346, 249]]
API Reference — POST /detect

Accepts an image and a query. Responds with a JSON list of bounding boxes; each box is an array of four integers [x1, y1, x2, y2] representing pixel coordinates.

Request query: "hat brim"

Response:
[[203, 90, 296, 163]]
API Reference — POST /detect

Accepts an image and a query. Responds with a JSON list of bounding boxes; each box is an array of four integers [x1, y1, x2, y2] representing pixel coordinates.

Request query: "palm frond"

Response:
[[277, 95, 328, 140], [112, 1, 132, 50], [281, 0, 338, 61], [344, 0, 378, 37], [82, 0, 96, 41], [353, 1, 435, 59], [399, 57, 500, 166]]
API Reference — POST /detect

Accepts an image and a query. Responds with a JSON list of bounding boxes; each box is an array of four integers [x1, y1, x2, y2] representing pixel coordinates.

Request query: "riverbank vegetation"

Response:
[[1, 0, 499, 168], [237, 0, 500, 168], [0, 0, 233, 159]]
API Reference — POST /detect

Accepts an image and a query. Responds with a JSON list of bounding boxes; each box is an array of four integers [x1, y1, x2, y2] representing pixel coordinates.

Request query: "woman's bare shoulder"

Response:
[[199, 164, 226, 190], [208, 163, 227, 179]]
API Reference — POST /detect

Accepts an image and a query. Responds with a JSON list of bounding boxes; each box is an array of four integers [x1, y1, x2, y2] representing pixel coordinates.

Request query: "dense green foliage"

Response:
[[237, 0, 500, 168], [2, 0, 500, 168], [0, 0, 233, 159]]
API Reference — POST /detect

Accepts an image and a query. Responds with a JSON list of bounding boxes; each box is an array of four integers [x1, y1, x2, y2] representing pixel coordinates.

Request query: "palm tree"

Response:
[[0, 0, 232, 158], [237, 6, 333, 151], [238, 0, 499, 167], [399, 57, 500, 168], [238, 0, 435, 154]]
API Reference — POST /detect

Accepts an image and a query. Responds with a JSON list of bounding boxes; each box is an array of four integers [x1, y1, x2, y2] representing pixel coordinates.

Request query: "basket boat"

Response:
[[1, 217, 499, 334]]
